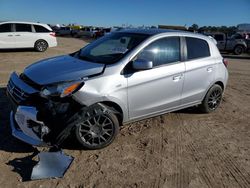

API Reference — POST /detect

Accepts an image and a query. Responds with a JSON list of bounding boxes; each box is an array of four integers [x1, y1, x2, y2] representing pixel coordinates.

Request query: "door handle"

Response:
[[173, 75, 182, 81], [15, 34, 21, 36], [8, 35, 13, 37], [207, 67, 213, 72]]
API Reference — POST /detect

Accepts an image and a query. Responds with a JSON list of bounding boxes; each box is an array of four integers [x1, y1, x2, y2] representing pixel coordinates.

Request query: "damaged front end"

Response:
[[7, 72, 84, 147]]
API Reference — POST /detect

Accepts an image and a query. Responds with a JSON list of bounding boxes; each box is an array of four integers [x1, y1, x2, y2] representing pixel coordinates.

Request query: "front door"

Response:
[[126, 37, 185, 120]]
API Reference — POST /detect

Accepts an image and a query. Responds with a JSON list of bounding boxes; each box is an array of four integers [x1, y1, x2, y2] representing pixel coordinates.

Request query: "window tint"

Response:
[[137, 37, 180, 67], [186, 37, 210, 60], [0, 24, 11, 32], [15, 24, 32, 32], [214, 34, 224, 41], [34, 25, 50, 32]]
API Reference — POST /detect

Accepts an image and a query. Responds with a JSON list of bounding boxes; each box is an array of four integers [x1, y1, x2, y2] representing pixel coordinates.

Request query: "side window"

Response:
[[0, 24, 12, 32], [34, 25, 50, 32], [15, 24, 32, 32], [186, 37, 210, 60], [136, 37, 180, 67]]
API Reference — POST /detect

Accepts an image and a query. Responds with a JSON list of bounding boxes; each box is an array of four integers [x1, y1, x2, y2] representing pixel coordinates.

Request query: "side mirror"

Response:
[[132, 59, 153, 70]]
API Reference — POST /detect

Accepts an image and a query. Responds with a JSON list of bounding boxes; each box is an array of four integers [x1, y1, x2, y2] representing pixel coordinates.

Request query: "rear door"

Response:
[[0, 23, 15, 48], [14, 23, 35, 48], [181, 37, 215, 105], [127, 37, 185, 120]]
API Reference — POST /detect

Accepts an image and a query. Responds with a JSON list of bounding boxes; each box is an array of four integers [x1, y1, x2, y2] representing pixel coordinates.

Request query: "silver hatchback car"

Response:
[[7, 29, 228, 149]]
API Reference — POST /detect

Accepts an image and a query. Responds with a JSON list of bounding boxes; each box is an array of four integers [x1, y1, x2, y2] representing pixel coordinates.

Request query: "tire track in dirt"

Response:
[[174, 114, 190, 188], [155, 115, 165, 188], [160, 113, 190, 188], [183, 117, 250, 188]]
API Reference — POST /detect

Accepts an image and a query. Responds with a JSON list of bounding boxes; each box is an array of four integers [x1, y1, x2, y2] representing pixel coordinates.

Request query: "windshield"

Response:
[[76, 32, 149, 64]]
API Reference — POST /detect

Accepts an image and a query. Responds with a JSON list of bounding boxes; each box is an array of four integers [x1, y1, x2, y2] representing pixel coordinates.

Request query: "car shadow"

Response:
[[176, 106, 204, 114], [222, 54, 250, 60], [0, 87, 35, 153], [0, 48, 36, 53]]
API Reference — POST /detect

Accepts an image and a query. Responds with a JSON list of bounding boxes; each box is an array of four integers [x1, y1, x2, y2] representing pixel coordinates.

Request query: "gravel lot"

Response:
[[0, 37, 250, 188]]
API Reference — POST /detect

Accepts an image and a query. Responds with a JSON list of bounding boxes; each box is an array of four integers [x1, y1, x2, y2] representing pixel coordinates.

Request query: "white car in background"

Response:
[[0, 21, 57, 52]]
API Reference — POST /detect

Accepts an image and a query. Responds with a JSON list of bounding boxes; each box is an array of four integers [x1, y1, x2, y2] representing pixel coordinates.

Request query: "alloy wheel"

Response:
[[207, 88, 222, 110], [78, 114, 114, 146], [36, 41, 47, 52]]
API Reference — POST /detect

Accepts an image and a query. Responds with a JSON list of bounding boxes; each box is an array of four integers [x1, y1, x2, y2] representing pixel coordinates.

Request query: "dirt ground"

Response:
[[0, 37, 250, 188]]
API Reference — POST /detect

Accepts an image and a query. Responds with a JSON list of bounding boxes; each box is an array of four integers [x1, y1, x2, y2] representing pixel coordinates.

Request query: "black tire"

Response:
[[199, 84, 223, 113], [34, 40, 48, 52], [233, 45, 244, 55], [75, 105, 119, 149]]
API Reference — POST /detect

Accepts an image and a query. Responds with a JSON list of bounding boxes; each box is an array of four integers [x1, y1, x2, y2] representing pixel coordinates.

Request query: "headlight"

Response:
[[40, 81, 84, 98]]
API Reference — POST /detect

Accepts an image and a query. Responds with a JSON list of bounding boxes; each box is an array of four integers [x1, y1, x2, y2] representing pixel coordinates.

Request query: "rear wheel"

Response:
[[34, 40, 48, 52], [199, 84, 223, 113], [75, 105, 119, 149]]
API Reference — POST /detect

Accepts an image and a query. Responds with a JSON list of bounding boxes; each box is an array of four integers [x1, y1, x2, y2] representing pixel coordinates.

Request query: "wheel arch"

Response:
[[214, 81, 224, 91], [201, 80, 225, 102], [235, 43, 247, 49], [234, 44, 246, 54], [98, 101, 124, 126]]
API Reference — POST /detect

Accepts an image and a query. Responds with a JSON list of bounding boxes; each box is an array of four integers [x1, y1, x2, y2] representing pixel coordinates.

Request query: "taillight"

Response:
[[223, 58, 228, 68], [50, 32, 56, 37]]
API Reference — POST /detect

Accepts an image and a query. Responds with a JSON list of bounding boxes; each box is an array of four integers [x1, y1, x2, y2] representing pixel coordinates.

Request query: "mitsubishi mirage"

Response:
[[6, 29, 228, 149]]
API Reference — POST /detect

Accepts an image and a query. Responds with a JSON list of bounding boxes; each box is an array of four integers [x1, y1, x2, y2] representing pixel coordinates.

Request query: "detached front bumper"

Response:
[[10, 106, 48, 146]]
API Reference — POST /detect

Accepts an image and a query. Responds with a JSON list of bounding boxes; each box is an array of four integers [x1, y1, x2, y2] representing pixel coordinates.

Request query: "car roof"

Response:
[[117, 28, 193, 35], [0, 21, 48, 26], [0, 21, 52, 31], [118, 28, 212, 41]]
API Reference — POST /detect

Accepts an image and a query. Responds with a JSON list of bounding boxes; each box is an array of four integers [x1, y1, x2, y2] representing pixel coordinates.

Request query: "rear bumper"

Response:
[[10, 107, 47, 146], [48, 39, 57, 47]]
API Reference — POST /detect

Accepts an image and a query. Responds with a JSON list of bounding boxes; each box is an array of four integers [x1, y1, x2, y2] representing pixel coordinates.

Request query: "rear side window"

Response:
[[34, 25, 50, 32], [186, 37, 210, 60], [15, 24, 32, 32], [137, 37, 180, 67], [0, 24, 11, 32]]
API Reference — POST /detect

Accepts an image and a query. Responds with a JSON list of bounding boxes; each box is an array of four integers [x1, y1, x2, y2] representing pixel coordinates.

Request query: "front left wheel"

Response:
[[75, 105, 119, 149]]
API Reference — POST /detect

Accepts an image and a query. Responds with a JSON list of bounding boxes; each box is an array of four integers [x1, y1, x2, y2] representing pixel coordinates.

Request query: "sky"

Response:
[[0, 0, 249, 27]]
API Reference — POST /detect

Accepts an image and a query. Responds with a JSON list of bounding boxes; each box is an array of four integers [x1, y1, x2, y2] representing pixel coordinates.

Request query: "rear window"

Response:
[[0, 23, 11, 32], [186, 37, 210, 60], [34, 25, 50, 32], [15, 24, 32, 32]]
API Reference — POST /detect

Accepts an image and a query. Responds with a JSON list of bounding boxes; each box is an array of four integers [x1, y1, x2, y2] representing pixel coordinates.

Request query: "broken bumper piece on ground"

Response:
[[31, 150, 73, 180]]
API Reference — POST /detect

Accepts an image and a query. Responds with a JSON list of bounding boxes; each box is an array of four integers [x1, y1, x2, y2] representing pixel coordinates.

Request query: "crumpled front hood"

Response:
[[23, 55, 105, 85]]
